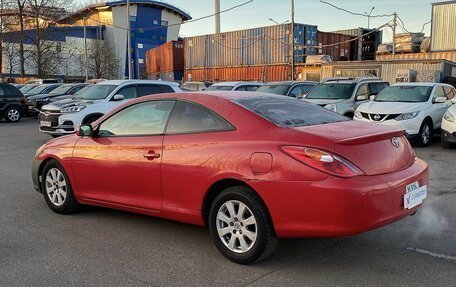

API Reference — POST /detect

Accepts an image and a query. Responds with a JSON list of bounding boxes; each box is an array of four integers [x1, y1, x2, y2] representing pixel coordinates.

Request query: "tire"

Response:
[[208, 186, 278, 264], [4, 106, 21, 122], [417, 120, 432, 147], [441, 136, 452, 149], [40, 160, 81, 214]]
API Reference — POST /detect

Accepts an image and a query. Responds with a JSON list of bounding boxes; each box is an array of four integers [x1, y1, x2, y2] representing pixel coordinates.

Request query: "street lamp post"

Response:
[[365, 7, 375, 29], [268, 18, 289, 25]]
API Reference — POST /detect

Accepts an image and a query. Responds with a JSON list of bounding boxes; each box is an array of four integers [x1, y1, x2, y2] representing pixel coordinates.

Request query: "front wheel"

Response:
[[4, 106, 21, 122], [41, 160, 81, 214], [417, 121, 432, 147], [208, 186, 277, 264]]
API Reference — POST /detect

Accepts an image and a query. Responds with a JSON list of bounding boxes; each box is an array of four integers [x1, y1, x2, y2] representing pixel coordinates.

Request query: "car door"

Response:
[[72, 100, 176, 210], [161, 100, 235, 213], [429, 85, 452, 128], [107, 84, 137, 110]]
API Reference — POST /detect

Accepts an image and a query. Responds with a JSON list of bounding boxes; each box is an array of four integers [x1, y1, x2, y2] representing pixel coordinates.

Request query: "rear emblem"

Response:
[[391, 137, 400, 148], [374, 114, 381, 121]]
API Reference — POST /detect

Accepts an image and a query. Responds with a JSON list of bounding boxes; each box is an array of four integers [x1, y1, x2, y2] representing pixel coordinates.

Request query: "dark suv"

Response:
[[0, 83, 26, 122]]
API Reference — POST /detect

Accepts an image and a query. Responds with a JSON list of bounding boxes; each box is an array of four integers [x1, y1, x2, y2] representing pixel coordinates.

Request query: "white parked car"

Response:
[[442, 104, 456, 148], [205, 82, 263, 91], [354, 83, 455, 146], [38, 80, 181, 137]]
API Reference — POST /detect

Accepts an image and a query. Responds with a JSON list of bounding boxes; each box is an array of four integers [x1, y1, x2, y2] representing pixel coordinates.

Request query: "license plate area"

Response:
[[404, 181, 427, 209], [40, 121, 52, 127]]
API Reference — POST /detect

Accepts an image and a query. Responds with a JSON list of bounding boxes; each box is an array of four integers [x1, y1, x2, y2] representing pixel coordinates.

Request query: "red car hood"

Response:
[[292, 121, 415, 176]]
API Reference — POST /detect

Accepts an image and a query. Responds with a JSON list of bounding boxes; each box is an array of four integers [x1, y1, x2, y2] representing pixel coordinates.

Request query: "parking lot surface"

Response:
[[1, 117, 455, 286]]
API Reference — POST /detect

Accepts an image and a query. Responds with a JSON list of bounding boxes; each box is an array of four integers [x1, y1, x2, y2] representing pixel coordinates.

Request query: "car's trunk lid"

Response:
[[291, 121, 415, 176]]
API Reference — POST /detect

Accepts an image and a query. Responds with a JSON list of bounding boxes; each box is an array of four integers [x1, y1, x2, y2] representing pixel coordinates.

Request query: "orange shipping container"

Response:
[[145, 40, 184, 75]]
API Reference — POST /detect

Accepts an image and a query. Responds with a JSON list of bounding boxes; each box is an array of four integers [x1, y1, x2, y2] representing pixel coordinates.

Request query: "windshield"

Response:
[[75, 85, 117, 100], [49, 85, 73, 95], [206, 85, 234, 91], [20, 85, 36, 93], [233, 96, 350, 127], [256, 85, 290, 95], [26, 85, 52, 95], [374, 86, 433, 103], [306, 83, 356, 100]]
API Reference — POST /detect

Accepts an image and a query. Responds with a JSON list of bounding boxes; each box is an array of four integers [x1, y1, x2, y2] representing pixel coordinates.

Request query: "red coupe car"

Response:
[[32, 92, 429, 264]]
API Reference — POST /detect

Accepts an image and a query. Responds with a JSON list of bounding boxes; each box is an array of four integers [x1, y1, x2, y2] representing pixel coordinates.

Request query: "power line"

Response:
[[319, 0, 394, 18], [396, 15, 431, 34]]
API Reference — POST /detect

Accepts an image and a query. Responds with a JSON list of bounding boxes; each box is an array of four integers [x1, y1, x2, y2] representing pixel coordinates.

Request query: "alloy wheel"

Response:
[[216, 200, 258, 254], [7, 109, 20, 122], [422, 124, 430, 145], [45, 168, 67, 207]]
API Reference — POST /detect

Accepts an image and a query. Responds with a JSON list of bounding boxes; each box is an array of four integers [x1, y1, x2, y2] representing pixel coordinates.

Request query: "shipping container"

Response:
[[184, 64, 321, 82], [332, 28, 382, 61], [321, 59, 456, 84], [184, 23, 317, 70], [145, 40, 184, 75], [431, 1, 456, 51], [317, 31, 353, 61], [147, 71, 184, 82]]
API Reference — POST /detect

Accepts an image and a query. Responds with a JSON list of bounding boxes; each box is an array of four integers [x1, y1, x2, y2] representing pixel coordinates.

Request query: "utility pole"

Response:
[[365, 7, 375, 29], [290, 0, 295, 81], [392, 12, 397, 58], [83, 17, 88, 82], [215, 0, 220, 34], [126, 0, 132, 79]]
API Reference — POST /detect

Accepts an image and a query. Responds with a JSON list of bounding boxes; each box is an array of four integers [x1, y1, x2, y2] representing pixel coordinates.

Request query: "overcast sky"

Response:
[[167, 0, 435, 43]]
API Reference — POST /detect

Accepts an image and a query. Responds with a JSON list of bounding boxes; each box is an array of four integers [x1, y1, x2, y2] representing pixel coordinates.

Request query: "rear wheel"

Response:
[[417, 120, 432, 147], [208, 186, 277, 264], [4, 106, 21, 122], [41, 160, 81, 214]]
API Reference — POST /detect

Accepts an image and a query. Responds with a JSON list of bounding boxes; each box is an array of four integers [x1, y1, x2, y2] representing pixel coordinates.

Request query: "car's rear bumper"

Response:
[[251, 158, 429, 238]]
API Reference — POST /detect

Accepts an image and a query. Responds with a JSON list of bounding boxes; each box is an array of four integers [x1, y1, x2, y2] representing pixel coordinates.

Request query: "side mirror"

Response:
[[356, 95, 368, 101], [76, 125, 92, 137], [433, 96, 447, 104], [112, 94, 124, 101]]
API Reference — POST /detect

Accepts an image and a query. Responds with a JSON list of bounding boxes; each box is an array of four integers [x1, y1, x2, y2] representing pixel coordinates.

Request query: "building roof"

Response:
[[58, 0, 191, 22]]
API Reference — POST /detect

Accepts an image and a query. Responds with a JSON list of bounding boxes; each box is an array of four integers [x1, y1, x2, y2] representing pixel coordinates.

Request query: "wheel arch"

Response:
[[422, 116, 434, 129], [37, 156, 65, 192], [201, 178, 271, 226]]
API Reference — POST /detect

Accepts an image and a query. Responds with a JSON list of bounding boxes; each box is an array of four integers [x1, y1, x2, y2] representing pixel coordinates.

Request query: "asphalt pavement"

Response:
[[0, 117, 455, 286]]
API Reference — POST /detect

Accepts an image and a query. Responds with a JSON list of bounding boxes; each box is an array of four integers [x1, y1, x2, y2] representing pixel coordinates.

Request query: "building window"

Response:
[[153, 20, 159, 25], [161, 20, 168, 26]]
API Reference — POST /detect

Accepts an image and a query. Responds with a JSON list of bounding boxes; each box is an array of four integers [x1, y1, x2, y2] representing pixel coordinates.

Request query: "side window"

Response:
[[0, 86, 5, 96], [433, 86, 445, 100], [235, 86, 247, 91], [355, 84, 369, 100], [116, 85, 137, 99], [300, 84, 314, 95], [98, 101, 175, 136], [289, 85, 303, 98], [159, 84, 175, 93], [369, 83, 379, 96], [69, 86, 85, 95], [246, 85, 260, 91], [443, 86, 455, 100], [166, 101, 234, 134], [137, 85, 162, 97]]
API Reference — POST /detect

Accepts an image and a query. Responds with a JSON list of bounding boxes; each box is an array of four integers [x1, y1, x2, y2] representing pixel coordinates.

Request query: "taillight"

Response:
[[281, 146, 364, 178]]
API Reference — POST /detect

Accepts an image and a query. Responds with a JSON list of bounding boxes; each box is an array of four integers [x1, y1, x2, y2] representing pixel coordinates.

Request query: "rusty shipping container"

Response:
[[184, 64, 321, 82], [376, 51, 456, 62], [317, 31, 353, 61], [431, 1, 456, 51], [332, 28, 382, 61], [184, 23, 318, 69], [145, 40, 184, 75]]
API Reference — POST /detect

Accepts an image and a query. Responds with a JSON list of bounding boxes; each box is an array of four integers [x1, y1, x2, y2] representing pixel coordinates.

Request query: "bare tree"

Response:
[[88, 39, 119, 79], [4, 41, 19, 76]]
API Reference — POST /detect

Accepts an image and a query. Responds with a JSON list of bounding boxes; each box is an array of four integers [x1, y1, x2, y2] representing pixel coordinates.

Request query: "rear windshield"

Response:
[[232, 96, 350, 127], [374, 86, 433, 102], [206, 85, 234, 91], [256, 85, 289, 95], [306, 83, 356, 100]]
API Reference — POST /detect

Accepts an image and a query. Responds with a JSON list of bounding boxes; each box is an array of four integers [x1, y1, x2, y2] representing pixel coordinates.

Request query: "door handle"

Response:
[[143, 151, 160, 160]]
